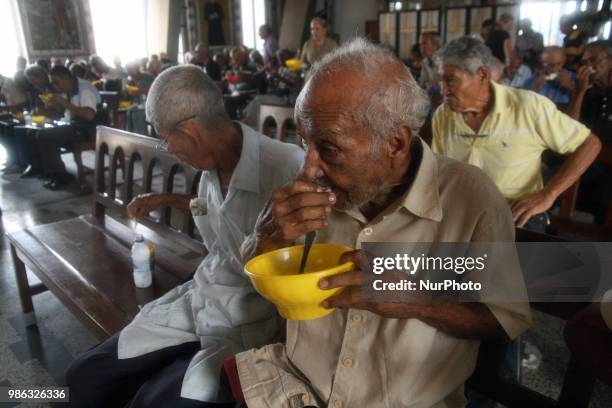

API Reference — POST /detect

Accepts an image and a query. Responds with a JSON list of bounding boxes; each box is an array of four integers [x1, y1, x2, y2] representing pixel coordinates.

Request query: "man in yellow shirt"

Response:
[[432, 36, 601, 231]]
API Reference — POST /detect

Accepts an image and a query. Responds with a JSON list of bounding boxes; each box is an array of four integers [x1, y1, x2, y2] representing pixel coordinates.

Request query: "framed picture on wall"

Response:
[[18, 0, 91, 59], [197, 0, 233, 47]]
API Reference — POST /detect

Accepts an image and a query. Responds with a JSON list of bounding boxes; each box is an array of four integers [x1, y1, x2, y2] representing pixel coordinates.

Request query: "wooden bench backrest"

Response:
[[259, 104, 296, 142], [93, 126, 205, 255]]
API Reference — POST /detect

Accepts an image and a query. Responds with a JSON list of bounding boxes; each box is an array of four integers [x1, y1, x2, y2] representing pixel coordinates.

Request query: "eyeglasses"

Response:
[[154, 115, 196, 152]]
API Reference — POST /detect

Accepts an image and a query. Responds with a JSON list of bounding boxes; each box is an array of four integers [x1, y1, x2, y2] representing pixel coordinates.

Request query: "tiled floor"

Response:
[[0, 150, 610, 408]]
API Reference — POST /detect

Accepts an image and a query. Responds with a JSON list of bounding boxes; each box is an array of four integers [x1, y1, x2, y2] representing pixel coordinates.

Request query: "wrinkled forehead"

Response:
[[296, 71, 367, 135]]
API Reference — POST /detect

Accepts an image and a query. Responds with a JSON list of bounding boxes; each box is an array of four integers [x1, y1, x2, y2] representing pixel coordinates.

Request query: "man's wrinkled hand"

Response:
[[127, 193, 162, 220], [575, 66, 592, 93], [511, 191, 555, 228], [556, 69, 574, 91], [265, 179, 335, 242], [318, 250, 418, 318]]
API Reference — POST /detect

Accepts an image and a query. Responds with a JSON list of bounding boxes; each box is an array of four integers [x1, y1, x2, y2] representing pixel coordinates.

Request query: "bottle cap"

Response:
[[134, 233, 144, 242]]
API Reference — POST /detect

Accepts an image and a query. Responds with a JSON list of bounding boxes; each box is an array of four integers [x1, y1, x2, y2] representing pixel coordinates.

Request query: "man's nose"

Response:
[[302, 147, 324, 182]]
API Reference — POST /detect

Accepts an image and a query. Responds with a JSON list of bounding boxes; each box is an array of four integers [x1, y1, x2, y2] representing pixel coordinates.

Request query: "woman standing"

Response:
[[300, 16, 338, 65]]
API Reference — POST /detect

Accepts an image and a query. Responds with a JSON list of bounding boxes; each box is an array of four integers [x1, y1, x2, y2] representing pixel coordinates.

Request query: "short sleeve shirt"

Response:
[[432, 81, 590, 201], [236, 139, 532, 408], [64, 78, 101, 122]]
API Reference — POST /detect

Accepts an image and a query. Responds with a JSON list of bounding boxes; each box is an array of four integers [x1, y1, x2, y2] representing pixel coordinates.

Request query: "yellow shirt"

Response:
[[432, 81, 591, 201], [236, 139, 531, 408]]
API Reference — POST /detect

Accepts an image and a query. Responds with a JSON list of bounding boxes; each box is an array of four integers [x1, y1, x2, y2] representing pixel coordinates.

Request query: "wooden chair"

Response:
[[259, 104, 297, 143], [8, 126, 205, 340]]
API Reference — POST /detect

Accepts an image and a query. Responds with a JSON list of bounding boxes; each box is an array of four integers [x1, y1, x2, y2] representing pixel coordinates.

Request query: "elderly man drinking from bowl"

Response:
[[229, 38, 532, 408]]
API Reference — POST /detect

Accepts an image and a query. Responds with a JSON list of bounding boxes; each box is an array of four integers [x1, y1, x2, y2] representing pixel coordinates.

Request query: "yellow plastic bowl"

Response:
[[285, 58, 303, 72], [39, 93, 55, 104], [31, 115, 46, 125], [127, 85, 139, 95], [244, 243, 353, 320]]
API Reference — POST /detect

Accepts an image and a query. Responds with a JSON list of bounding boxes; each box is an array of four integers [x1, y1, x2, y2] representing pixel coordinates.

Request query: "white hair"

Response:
[[436, 36, 492, 75], [145, 65, 228, 130], [298, 37, 430, 150]]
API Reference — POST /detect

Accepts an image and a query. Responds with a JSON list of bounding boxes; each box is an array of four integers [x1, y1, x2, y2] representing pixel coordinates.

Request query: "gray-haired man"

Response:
[[66, 65, 304, 407], [231, 38, 531, 408], [432, 36, 600, 231]]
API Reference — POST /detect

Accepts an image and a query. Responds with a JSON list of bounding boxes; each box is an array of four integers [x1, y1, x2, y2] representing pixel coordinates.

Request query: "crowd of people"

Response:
[[405, 11, 611, 227], [0, 6, 611, 408], [0, 13, 341, 190]]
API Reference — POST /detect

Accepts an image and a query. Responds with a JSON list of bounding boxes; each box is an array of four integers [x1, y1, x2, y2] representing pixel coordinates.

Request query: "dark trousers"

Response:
[[65, 333, 235, 408], [15, 127, 35, 168], [36, 125, 85, 175]]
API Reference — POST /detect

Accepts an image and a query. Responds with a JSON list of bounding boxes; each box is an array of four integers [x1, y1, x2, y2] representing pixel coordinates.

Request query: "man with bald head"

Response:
[[66, 65, 304, 407], [232, 38, 531, 407], [526, 46, 576, 108]]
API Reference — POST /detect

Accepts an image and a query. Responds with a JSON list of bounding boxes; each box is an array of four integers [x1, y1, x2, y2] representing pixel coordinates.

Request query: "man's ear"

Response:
[[175, 120, 201, 143], [478, 66, 491, 83], [388, 124, 412, 160]]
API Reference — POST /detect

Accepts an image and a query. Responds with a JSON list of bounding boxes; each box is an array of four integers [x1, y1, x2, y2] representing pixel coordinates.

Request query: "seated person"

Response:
[[89, 55, 128, 91], [213, 52, 229, 74], [65, 65, 305, 407], [227, 47, 258, 92], [300, 15, 338, 66], [193, 42, 222, 81], [525, 46, 575, 109], [69, 62, 87, 79], [501, 51, 532, 89], [16, 65, 63, 176], [26, 65, 101, 189], [23, 64, 55, 112], [567, 41, 612, 225], [249, 50, 265, 71], [432, 37, 601, 232], [125, 60, 155, 135], [241, 49, 301, 127], [232, 38, 532, 408]]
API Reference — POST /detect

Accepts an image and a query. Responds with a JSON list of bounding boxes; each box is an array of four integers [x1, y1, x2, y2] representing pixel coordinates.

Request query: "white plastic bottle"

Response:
[[23, 110, 32, 126], [131, 234, 152, 288]]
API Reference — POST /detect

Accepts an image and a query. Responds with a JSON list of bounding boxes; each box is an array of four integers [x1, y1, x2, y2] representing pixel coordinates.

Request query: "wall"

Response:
[[333, 0, 381, 42]]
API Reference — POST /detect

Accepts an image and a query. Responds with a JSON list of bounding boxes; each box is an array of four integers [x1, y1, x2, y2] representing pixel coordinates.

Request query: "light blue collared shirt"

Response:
[[119, 123, 304, 402]]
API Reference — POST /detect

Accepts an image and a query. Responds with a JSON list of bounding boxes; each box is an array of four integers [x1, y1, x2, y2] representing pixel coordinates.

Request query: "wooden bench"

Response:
[[8, 126, 206, 340], [259, 104, 298, 144]]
